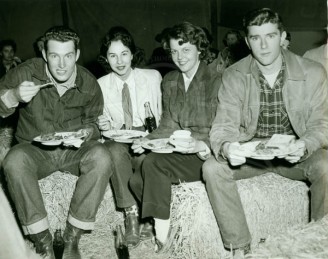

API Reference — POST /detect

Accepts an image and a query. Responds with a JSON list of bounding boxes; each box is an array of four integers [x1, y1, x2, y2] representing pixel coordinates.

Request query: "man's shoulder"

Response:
[[76, 64, 100, 92]]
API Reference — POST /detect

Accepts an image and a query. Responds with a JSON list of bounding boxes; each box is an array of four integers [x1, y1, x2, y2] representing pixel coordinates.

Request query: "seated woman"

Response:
[[97, 26, 162, 248], [130, 22, 221, 252]]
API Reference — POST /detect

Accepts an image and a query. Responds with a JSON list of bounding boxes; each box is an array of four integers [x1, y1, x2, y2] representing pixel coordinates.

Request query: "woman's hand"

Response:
[[97, 115, 111, 131], [131, 137, 149, 154]]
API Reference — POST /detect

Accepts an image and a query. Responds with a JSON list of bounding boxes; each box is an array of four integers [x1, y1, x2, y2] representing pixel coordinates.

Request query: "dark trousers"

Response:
[[129, 152, 203, 219], [104, 140, 145, 208], [3, 140, 112, 234]]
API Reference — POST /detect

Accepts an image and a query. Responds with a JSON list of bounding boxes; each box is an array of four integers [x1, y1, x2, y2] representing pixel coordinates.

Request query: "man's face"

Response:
[[245, 23, 286, 68], [169, 39, 200, 77], [42, 40, 80, 83], [1, 45, 15, 61]]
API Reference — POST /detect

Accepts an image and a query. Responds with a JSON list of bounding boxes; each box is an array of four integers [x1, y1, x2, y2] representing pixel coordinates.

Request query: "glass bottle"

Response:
[[115, 225, 129, 259], [144, 102, 157, 133]]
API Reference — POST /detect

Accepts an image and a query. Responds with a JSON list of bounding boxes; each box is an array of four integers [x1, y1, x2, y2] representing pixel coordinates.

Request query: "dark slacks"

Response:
[[130, 152, 204, 219]]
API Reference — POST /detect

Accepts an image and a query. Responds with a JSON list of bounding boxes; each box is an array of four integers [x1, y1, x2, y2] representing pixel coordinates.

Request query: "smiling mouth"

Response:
[[117, 66, 126, 70]]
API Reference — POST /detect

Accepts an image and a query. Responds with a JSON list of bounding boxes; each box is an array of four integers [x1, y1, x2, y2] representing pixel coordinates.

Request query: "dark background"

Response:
[[0, 0, 327, 77]]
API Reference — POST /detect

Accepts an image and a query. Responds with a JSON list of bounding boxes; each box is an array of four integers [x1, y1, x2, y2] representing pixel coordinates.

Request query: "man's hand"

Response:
[[284, 140, 306, 163], [131, 137, 149, 154], [223, 142, 249, 166], [13, 81, 41, 103], [169, 137, 207, 154]]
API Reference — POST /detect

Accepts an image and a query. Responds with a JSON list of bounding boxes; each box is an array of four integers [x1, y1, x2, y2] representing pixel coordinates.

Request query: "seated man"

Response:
[[203, 8, 328, 259], [0, 26, 112, 259]]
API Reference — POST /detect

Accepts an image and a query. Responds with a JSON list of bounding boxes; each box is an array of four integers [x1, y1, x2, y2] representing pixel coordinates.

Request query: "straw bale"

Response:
[[38, 171, 124, 258], [164, 173, 309, 259], [0, 127, 13, 167], [248, 214, 328, 259]]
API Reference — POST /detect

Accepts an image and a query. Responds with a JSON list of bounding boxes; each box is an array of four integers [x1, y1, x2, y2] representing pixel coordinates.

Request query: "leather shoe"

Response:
[[62, 223, 84, 259], [30, 229, 55, 259], [139, 219, 154, 240], [124, 214, 140, 248]]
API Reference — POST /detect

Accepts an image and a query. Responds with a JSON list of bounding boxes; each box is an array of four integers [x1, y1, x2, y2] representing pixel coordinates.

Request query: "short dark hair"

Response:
[[99, 26, 145, 72], [43, 26, 80, 52], [162, 21, 212, 63], [0, 39, 17, 52], [243, 8, 284, 35]]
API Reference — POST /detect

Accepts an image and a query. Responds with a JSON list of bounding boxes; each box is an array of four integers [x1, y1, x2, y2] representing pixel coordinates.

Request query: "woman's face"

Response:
[[169, 39, 200, 77], [106, 40, 133, 80]]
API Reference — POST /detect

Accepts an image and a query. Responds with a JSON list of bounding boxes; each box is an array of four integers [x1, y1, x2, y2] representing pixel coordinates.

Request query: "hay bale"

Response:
[[38, 171, 124, 258], [0, 127, 13, 167], [164, 173, 310, 259], [248, 214, 328, 259]]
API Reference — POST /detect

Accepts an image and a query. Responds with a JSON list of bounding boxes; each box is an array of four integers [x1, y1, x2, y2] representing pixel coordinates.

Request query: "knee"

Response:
[[106, 141, 129, 160], [307, 150, 328, 182], [3, 146, 32, 181], [82, 142, 113, 176], [202, 157, 227, 182]]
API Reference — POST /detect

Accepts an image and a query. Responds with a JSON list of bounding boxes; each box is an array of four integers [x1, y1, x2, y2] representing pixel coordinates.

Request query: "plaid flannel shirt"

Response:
[[255, 60, 294, 138]]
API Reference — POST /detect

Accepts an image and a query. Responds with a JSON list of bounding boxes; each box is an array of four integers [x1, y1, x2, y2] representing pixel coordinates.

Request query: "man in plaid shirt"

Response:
[[203, 8, 328, 259]]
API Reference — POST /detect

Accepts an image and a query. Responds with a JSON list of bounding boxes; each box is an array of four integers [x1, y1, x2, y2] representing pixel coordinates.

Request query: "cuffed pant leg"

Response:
[[202, 157, 252, 249], [105, 141, 137, 208], [65, 141, 112, 230], [2, 143, 55, 234]]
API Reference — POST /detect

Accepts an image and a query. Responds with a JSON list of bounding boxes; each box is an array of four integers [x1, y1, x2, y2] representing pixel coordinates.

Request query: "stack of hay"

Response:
[[39, 172, 124, 258], [248, 214, 328, 258], [163, 173, 310, 259], [0, 126, 13, 167]]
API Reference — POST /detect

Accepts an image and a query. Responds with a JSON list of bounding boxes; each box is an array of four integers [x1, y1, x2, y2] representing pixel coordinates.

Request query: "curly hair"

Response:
[[162, 22, 213, 63], [243, 8, 284, 35], [43, 26, 80, 52], [99, 26, 145, 73]]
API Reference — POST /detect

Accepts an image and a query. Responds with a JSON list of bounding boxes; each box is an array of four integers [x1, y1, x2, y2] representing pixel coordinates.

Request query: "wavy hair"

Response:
[[162, 22, 213, 63], [99, 26, 145, 73], [43, 26, 80, 52], [243, 8, 284, 35]]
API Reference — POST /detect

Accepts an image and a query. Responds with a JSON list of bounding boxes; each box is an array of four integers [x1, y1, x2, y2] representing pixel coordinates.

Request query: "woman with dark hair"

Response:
[[97, 26, 162, 248], [129, 21, 221, 252]]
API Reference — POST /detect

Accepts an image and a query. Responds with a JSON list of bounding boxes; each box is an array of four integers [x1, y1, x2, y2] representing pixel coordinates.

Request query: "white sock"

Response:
[[154, 218, 170, 243]]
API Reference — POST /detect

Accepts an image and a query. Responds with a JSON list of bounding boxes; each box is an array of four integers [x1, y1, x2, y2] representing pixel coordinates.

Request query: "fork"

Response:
[[38, 82, 53, 88]]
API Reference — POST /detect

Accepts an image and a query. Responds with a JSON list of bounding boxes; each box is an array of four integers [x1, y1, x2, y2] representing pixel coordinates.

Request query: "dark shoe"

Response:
[[124, 214, 140, 248], [62, 223, 84, 259], [139, 219, 154, 240], [30, 229, 55, 259]]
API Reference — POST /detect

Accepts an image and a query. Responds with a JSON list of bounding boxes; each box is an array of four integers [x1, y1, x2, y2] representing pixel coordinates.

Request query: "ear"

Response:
[[280, 31, 287, 46], [41, 49, 47, 61], [75, 49, 80, 61], [245, 37, 250, 49]]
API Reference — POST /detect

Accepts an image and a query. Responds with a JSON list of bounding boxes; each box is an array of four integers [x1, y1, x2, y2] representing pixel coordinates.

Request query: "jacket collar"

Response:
[[236, 49, 305, 82], [30, 58, 85, 92]]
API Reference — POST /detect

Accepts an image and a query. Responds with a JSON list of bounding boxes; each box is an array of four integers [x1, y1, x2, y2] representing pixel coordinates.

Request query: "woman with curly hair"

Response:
[[129, 21, 221, 252], [97, 26, 162, 248]]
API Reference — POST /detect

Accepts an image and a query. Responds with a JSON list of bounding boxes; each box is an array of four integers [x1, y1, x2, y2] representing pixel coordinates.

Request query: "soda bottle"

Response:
[[53, 229, 64, 257], [115, 225, 129, 259], [144, 102, 157, 133]]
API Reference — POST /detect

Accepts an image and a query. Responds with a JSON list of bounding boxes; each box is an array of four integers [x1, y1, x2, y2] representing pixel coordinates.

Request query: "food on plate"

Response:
[[146, 139, 174, 150], [255, 141, 274, 155], [265, 134, 296, 149], [39, 129, 87, 142]]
